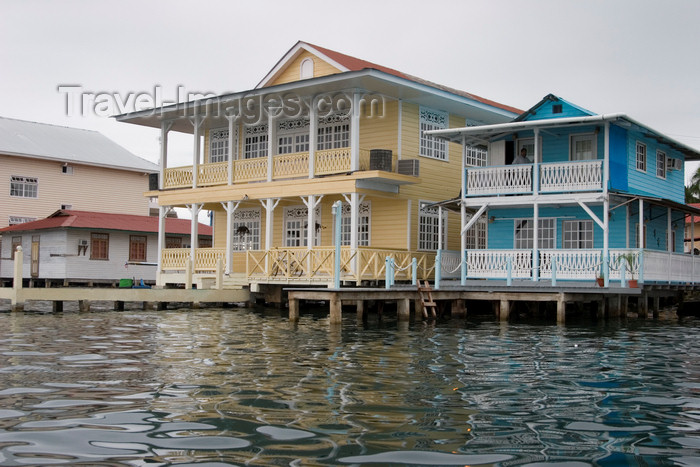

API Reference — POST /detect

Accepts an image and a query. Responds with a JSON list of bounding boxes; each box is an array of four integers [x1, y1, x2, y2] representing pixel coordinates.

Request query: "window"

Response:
[[340, 202, 371, 246], [244, 125, 268, 159], [10, 176, 38, 198], [90, 233, 109, 260], [233, 208, 261, 250], [517, 139, 535, 163], [465, 146, 487, 167], [8, 216, 36, 226], [277, 118, 310, 154], [562, 220, 594, 249], [165, 236, 182, 248], [284, 206, 321, 247], [317, 114, 350, 150], [419, 107, 448, 160], [656, 150, 666, 179], [300, 58, 314, 79], [209, 128, 229, 163], [129, 235, 147, 262], [199, 237, 212, 248], [465, 215, 487, 249], [61, 165, 73, 175], [12, 236, 22, 253], [514, 218, 555, 249], [418, 203, 447, 250], [571, 134, 596, 161], [636, 142, 646, 171], [61, 204, 72, 210]]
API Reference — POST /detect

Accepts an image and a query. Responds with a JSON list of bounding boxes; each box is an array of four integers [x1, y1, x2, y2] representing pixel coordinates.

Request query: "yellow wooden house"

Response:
[[116, 41, 520, 289]]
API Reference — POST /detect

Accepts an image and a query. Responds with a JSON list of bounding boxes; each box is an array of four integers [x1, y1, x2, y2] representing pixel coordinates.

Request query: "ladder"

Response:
[[417, 280, 437, 319]]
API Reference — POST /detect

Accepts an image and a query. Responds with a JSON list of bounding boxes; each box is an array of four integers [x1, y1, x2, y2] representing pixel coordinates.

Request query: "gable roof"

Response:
[[0, 210, 212, 236], [514, 93, 595, 122], [0, 117, 158, 173], [256, 41, 522, 115]]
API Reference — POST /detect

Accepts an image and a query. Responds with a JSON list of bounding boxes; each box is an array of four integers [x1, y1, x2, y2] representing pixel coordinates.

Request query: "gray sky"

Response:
[[2, 0, 700, 180]]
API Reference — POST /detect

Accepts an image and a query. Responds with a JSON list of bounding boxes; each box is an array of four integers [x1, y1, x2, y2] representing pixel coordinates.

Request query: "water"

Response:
[[0, 304, 699, 466]]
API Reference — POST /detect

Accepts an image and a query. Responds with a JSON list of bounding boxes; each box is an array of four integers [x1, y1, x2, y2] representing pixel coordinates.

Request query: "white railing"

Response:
[[467, 249, 532, 278], [539, 160, 603, 193], [642, 250, 700, 283], [466, 165, 532, 196], [540, 249, 602, 280], [440, 250, 462, 279]]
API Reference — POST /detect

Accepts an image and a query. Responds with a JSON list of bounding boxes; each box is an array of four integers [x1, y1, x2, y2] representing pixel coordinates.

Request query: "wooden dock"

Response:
[[288, 280, 690, 324]]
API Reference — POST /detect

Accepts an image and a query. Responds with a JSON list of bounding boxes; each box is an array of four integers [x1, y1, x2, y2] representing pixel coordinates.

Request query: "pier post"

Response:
[[114, 301, 124, 311], [356, 299, 365, 322], [639, 291, 649, 319], [289, 297, 299, 322], [556, 294, 566, 324], [185, 259, 193, 290], [11, 247, 24, 312], [653, 295, 660, 317], [216, 258, 223, 290], [329, 293, 342, 325], [452, 299, 466, 319], [78, 300, 91, 312], [499, 299, 510, 321], [397, 298, 410, 322]]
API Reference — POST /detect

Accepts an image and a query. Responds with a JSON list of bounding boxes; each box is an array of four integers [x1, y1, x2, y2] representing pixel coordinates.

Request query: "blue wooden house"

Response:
[[430, 94, 700, 286]]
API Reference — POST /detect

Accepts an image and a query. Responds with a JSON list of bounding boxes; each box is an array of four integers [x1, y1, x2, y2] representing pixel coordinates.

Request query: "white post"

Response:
[[157, 206, 166, 284], [603, 122, 610, 195], [533, 128, 540, 195], [533, 202, 539, 281], [225, 200, 235, 275], [192, 115, 202, 189], [160, 120, 172, 190], [460, 136, 467, 286], [603, 195, 610, 287], [12, 246, 23, 310], [309, 97, 317, 178], [639, 198, 644, 249], [351, 91, 360, 172], [332, 200, 342, 289], [267, 112, 275, 182], [438, 206, 443, 251], [190, 204, 200, 264], [667, 207, 673, 252], [227, 115, 235, 185]]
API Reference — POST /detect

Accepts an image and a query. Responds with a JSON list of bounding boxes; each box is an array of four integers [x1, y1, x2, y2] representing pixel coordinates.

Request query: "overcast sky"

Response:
[[2, 0, 700, 180]]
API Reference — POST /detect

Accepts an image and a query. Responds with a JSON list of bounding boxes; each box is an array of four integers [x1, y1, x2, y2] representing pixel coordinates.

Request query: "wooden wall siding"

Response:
[[0, 230, 159, 281], [527, 101, 591, 121], [609, 124, 629, 192], [625, 129, 685, 204], [359, 100, 398, 156], [539, 126, 603, 163], [268, 50, 342, 87], [1, 155, 153, 228]]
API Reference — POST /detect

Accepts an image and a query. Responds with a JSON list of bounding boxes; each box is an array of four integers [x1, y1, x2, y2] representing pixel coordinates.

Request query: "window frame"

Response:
[[562, 220, 594, 249], [340, 201, 371, 246], [418, 202, 448, 251], [636, 141, 647, 172], [90, 232, 109, 260], [10, 175, 38, 198], [656, 150, 666, 179], [465, 214, 487, 249], [129, 235, 147, 262], [209, 127, 229, 163], [244, 124, 268, 159], [232, 208, 261, 251], [419, 107, 448, 161], [513, 218, 556, 249], [570, 133, 597, 161], [465, 145, 487, 167], [317, 114, 350, 151], [283, 206, 321, 247]]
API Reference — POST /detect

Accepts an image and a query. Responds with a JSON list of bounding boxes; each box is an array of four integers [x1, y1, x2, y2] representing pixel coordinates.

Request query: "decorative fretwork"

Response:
[[245, 124, 268, 135], [419, 107, 447, 127], [278, 118, 310, 133]]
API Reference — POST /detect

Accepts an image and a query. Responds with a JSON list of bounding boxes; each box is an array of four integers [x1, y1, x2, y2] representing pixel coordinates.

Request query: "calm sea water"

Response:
[[0, 303, 699, 466]]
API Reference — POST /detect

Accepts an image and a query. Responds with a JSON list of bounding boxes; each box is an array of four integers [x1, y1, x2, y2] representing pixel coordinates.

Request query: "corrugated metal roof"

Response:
[[0, 210, 212, 236], [0, 116, 158, 173]]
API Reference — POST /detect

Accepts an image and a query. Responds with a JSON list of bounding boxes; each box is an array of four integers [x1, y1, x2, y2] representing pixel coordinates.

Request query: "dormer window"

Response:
[[300, 58, 314, 79]]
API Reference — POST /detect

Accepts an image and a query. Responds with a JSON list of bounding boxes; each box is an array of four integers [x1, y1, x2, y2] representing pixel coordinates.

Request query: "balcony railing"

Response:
[[465, 160, 603, 197], [162, 148, 386, 189]]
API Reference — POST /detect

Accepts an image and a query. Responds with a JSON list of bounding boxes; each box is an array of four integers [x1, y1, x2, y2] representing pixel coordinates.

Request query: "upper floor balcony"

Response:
[[464, 159, 603, 197]]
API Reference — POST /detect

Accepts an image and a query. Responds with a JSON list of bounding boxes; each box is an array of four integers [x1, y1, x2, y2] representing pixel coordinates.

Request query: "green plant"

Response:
[[615, 252, 638, 280]]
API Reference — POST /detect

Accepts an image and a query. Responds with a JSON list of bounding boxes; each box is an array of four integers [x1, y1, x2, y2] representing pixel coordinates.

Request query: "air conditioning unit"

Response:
[[369, 149, 393, 171], [667, 157, 683, 171], [79, 240, 89, 246], [397, 159, 420, 176]]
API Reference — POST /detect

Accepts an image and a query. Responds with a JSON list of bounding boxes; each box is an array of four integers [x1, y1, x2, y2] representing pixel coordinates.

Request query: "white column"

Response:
[[668, 207, 673, 252], [192, 116, 203, 189], [190, 203, 200, 266], [603, 122, 610, 195], [225, 201, 235, 274], [460, 136, 467, 286], [261, 198, 280, 251], [350, 192, 358, 252], [533, 128, 540, 195], [267, 112, 275, 182], [603, 195, 610, 286], [438, 206, 443, 250], [309, 97, 317, 178], [397, 99, 403, 160], [639, 198, 644, 249], [157, 206, 166, 283], [227, 115, 236, 185], [351, 91, 360, 172], [160, 121, 173, 190], [305, 195, 317, 248], [532, 202, 539, 281]]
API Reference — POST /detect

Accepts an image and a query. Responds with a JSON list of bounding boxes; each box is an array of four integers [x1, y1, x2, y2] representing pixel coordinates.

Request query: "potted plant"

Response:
[[616, 252, 638, 288], [596, 273, 605, 287]]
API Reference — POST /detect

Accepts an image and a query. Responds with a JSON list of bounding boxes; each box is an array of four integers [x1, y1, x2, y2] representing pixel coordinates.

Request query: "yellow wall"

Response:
[[268, 50, 342, 87]]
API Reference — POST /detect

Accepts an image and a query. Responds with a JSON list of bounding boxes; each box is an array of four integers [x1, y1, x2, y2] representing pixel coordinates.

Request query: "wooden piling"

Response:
[[329, 293, 342, 325]]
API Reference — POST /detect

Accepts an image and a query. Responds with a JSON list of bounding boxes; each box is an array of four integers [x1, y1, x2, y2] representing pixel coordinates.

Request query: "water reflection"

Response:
[[0, 307, 699, 465]]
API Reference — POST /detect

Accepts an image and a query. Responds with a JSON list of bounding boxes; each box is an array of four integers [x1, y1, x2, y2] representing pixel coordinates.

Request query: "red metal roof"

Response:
[[0, 210, 212, 236], [305, 42, 523, 115], [686, 203, 700, 224]]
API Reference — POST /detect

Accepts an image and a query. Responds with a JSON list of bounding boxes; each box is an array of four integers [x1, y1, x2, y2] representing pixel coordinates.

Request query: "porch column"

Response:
[[460, 137, 467, 286], [191, 115, 204, 189], [302, 195, 323, 248], [261, 198, 280, 252], [157, 206, 167, 282], [351, 91, 360, 172], [603, 194, 610, 287], [223, 200, 241, 274], [667, 207, 673, 252], [639, 198, 644, 248], [267, 112, 276, 182], [533, 202, 539, 281], [533, 128, 540, 195], [603, 122, 610, 195], [438, 206, 444, 250], [190, 203, 201, 263], [309, 97, 317, 178], [159, 120, 173, 190], [227, 115, 236, 185]]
